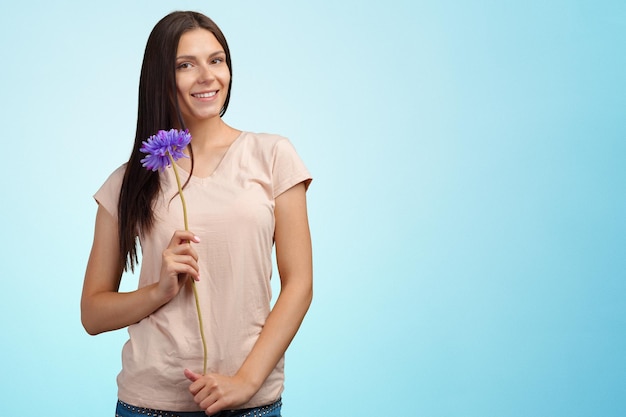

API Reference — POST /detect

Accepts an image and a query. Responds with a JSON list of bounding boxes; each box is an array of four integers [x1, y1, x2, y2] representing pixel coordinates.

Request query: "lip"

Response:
[[191, 90, 218, 101]]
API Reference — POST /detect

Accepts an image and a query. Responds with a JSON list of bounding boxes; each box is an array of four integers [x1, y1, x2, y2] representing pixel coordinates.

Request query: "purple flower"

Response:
[[140, 129, 192, 171]]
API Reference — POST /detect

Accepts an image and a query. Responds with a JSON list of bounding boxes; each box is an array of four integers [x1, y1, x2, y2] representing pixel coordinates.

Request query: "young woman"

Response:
[[81, 11, 312, 417]]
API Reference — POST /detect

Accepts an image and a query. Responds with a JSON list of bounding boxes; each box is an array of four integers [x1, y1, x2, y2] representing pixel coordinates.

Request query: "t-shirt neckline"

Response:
[[172, 131, 245, 184]]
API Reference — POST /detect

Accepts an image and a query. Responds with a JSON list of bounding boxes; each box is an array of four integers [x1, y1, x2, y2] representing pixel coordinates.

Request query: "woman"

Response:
[[81, 11, 312, 417]]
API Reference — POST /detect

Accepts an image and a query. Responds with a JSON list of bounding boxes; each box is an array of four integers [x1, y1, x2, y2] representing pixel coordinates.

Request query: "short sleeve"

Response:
[[94, 164, 126, 219], [271, 138, 312, 198]]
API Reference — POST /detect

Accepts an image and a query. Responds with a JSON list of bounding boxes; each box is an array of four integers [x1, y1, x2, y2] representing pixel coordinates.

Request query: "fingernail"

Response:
[[194, 235, 201, 242]]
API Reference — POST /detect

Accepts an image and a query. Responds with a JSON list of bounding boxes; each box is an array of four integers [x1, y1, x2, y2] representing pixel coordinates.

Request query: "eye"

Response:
[[210, 56, 225, 65], [176, 62, 193, 70]]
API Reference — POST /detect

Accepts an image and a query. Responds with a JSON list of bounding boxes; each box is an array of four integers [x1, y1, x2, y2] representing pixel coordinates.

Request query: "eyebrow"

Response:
[[176, 51, 226, 60]]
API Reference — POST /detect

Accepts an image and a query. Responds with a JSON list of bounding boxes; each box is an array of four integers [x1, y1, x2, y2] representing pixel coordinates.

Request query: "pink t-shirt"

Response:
[[94, 132, 311, 411]]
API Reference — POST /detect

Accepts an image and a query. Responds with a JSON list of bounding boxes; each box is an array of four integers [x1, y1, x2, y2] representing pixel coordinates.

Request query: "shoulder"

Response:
[[94, 163, 127, 209], [101, 163, 128, 189], [241, 131, 291, 149], [240, 131, 302, 160], [239, 133, 311, 195]]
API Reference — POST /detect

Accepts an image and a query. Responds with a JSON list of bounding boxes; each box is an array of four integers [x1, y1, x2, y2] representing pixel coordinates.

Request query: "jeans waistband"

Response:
[[116, 398, 281, 417]]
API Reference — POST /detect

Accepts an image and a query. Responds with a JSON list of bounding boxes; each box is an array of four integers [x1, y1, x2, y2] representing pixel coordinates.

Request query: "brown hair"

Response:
[[118, 11, 232, 271]]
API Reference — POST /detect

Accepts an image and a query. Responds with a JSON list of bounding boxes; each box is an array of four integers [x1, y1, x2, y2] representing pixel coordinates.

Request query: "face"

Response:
[[175, 28, 230, 124]]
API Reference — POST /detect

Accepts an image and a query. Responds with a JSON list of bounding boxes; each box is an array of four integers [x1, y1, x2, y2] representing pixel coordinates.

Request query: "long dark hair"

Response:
[[118, 11, 232, 272]]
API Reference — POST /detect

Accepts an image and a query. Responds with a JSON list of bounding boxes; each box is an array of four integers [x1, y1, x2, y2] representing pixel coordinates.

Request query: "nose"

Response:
[[198, 64, 215, 84]]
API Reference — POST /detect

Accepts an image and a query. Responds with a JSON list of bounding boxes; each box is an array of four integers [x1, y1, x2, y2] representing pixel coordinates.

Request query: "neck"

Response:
[[185, 117, 237, 150]]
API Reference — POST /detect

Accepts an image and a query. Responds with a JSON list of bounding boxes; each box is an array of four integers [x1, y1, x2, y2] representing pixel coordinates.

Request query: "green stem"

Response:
[[191, 279, 208, 375], [168, 154, 189, 231], [168, 153, 208, 375]]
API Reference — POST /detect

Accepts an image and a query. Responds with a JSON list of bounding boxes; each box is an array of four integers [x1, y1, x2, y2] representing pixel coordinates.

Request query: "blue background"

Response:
[[0, 1, 624, 416]]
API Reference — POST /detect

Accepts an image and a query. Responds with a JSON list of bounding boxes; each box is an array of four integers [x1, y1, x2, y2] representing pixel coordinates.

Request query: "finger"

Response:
[[205, 397, 226, 415], [181, 258, 200, 279], [184, 368, 201, 382], [186, 372, 211, 397], [180, 272, 200, 283], [166, 242, 200, 263], [202, 395, 219, 413], [176, 265, 200, 281], [168, 253, 200, 270], [172, 230, 201, 245], [184, 245, 199, 262], [163, 254, 200, 274]]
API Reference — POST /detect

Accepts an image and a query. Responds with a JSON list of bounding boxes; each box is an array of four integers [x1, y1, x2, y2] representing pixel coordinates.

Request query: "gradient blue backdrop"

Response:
[[0, 1, 624, 416]]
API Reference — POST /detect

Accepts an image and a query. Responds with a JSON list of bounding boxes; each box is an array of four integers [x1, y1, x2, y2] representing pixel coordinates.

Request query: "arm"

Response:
[[186, 181, 313, 412], [81, 204, 200, 335]]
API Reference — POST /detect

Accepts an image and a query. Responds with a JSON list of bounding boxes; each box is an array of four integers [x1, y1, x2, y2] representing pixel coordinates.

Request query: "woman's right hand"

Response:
[[84, 207, 203, 334], [156, 230, 201, 303]]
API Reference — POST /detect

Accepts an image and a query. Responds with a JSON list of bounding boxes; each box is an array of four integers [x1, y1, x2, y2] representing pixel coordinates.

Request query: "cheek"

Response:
[[175, 74, 191, 95], [175, 80, 190, 108], [219, 68, 231, 88], [175, 88, 186, 112]]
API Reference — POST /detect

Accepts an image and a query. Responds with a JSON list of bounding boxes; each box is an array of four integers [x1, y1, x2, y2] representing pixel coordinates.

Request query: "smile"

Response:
[[192, 91, 217, 98]]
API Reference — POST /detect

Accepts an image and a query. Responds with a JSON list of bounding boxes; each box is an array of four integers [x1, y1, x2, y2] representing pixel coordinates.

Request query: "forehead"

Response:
[[177, 28, 223, 55]]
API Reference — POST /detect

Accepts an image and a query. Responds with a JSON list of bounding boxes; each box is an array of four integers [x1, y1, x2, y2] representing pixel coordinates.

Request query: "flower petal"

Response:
[[139, 129, 192, 171]]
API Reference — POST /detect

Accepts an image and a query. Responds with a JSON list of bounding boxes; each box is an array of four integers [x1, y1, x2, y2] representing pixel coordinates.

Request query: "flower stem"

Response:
[[168, 154, 189, 231], [191, 279, 208, 375], [168, 153, 208, 375]]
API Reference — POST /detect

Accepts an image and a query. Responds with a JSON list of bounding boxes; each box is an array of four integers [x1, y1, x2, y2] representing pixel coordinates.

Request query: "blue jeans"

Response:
[[115, 399, 281, 417]]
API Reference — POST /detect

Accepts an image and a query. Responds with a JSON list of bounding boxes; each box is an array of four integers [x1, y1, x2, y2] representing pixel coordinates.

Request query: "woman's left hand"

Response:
[[184, 368, 257, 414]]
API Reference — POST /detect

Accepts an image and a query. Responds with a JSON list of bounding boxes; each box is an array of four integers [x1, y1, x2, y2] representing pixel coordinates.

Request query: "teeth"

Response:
[[193, 92, 216, 98]]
